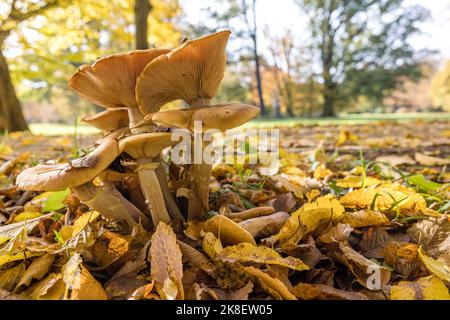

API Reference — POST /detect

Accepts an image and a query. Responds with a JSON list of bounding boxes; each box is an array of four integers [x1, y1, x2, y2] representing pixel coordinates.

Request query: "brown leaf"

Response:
[[267, 192, 297, 213], [339, 210, 390, 228], [243, 266, 297, 300], [238, 211, 290, 238], [415, 152, 450, 166], [150, 222, 184, 300], [216, 242, 309, 271], [407, 215, 450, 258], [15, 254, 55, 291], [292, 283, 368, 300]]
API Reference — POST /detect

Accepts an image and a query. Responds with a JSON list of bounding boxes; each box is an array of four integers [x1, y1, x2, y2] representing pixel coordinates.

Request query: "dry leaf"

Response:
[[415, 153, 450, 166], [390, 275, 450, 300], [243, 266, 296, 300], [150, 222, 184, 300], [203, 215, 256, 246], [15, 254, 55, 290], [339, 210, 390, 228], [265, 196, 344, 245], [418, 247, 450, 282], [216, 242, 309, 271]]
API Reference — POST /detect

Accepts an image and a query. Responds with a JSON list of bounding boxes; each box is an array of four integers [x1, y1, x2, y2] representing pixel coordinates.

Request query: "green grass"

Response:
[[246, 112, 450, 128], [28, 112, 450, 135]]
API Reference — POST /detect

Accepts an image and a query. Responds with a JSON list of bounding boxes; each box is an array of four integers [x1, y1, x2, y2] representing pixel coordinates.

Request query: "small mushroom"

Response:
[[69, 48, 170, 129], [81, 108, 129, 133], [118, 132, 180, 226], [151, 103, 260, 132], [16, 138, 120, 191], [16, 138, 148, 229]]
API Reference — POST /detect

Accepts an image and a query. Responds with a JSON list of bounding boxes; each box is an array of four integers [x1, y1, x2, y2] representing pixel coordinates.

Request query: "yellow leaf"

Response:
[[0, 264, 26, 291], [0, 144, 13, 157], [336, 175, 381, 188], [340, 184, 428, 215], [203, 215, 256, 246], [267, 196, 344, 245], [62, 253, 107, 300], [202, 232, 223, 259], [336, 129, 358, 146], [150, 222, 184, 300], [15, 254, 55, 289], [217, 243, 309, 271], [339, 210, 390, 228], [0, 251, 42, 267], [243, 266, 296, 300], [418, 247, 450, 282], [313, 164, 333, 180], [71, 210, 101, 236], [13, 212, 43, 223], [390, 276, 450, 300]]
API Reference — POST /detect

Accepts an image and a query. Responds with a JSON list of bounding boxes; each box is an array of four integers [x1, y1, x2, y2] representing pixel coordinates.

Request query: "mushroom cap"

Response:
[[151, 103, 260, 131], [118, 132, 178, 159], [81, 108, 129, 132], [16, 139, 120, 191], [136, 30, 231, 114], [69, 48, 171, 109]]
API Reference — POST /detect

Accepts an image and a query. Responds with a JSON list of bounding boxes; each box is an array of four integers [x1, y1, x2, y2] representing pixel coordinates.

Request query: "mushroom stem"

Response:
[[154, 156, 184, 221], [136, 158, 171, 226], [73, 181, 151, 229], [190, 98, 211, 108], [186, 162, 212, 220], [128, 107, 154, 134]]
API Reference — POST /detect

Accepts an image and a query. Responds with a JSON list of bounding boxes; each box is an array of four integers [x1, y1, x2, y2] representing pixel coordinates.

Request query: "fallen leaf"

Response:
[[390, 275, 450, 300], [407, 215, 450, 258], [0, 264, 26, 291], [418, 247, 450, 282], [415, 152, 450, 166], [216, 243, 309, 271], [150, 222, 184, 300], [375, 155, 416, 167], [339, 210, 390, 228], [292, 283, 368, 300], [203, 215, 256, 246], [243, 266, 296, 300], [335, 175, 381, 188], [266, 196, 344, 245], [15, 254, 55, 290]]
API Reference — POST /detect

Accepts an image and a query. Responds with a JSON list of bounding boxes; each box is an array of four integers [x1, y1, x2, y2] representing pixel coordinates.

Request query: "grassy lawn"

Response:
[[28, 112, 450, 135]]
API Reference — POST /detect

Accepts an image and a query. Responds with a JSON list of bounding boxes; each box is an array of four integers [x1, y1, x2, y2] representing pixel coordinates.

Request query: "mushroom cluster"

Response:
[[16, 30, 259, 229]]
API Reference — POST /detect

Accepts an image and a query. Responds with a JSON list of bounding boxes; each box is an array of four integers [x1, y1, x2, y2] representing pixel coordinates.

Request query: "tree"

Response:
[[296, 0, 430, 117], [242, 0, 267, 116], [0, 0, 64, 132], [6, 0, 181, 123], [134, 0, 152, 49]]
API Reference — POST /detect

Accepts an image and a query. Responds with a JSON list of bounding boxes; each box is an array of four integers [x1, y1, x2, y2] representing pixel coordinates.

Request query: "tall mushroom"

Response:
[[136, 30, 260, 219], [68, 48, 183, 223], [16, 137, 151, 229]]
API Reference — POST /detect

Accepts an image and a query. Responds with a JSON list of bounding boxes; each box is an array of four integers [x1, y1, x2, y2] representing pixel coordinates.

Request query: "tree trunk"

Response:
[[322, 83, 336, 117], [253, 41, 267, 116], [134, 0, 152, 50], [0, 46, 28, 132]]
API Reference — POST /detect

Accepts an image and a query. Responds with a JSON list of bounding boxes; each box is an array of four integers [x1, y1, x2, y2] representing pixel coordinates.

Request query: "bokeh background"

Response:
[[1, 0, 450, 134]]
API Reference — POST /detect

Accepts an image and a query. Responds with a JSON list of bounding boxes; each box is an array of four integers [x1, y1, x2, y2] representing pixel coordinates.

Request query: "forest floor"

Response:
[[0, 120, 449, 300]]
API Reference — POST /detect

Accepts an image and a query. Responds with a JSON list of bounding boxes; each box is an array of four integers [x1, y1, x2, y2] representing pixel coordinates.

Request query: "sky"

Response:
[[182, 0, 450, 60]]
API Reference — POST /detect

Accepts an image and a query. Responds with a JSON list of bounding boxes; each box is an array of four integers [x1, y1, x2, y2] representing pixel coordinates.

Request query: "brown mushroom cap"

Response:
[[136, 30, 231, 114], [118, 132, 179, 159], [16, 139, 121, 191], [81, 108, 129, 132], [69, 48, 170, 109], [151, 103, 260, 131]]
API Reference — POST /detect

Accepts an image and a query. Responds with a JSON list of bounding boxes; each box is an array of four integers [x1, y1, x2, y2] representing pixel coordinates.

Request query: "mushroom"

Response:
[[16, 137, 149, 229], [136, 30, 259, 219], [69, 48, 183, 222], [118, 132, 180, 225], [81, 108, 129, 133], [69, 48, 170, 130]]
